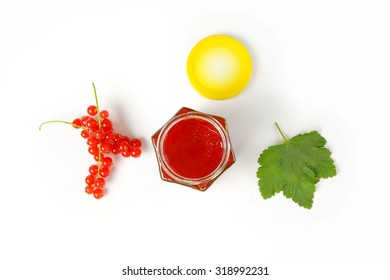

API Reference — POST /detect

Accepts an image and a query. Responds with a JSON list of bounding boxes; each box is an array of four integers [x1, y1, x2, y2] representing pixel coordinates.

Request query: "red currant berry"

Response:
[[81, 116, 90, 127], [93, 188, 104, 199], [100, 110, 109, 119], [87, 136, 99, 146], [121, 150, 132, 158], [130, 138, 142, 148], [72, 118, 82, 128], [104, 130, 114, 143], [94, 153, 104, 162], [102, 157, 113, 168], [87, 105, 98, 116], [94, 129, 105, 140], [88, 146, 99, 156], [100, 142, 112, 154], [111, 144, 119, 155], [121, 136, 131, 144], [85, 185, 94, 194], [113, 133, 122, 143], [99, 167, 110, 178], [89, 165, 98, 176], [86, 118, 98, 131], [95, 177, 106, 188], [118, 141, 129, 152], [85, 174, 96, 185], [131, 147, 142, 158], [101, 119, 113, 131], [81, 129, 89, 138]]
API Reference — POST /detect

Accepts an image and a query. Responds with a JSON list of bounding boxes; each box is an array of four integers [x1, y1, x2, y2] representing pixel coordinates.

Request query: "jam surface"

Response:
[[162, 117, 224, 179]]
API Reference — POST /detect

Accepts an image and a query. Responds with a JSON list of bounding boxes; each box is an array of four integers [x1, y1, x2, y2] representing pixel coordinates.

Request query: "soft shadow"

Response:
[[107, 91, 149, 153]]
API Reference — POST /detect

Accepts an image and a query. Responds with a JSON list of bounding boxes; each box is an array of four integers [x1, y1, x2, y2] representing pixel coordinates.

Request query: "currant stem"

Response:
[[39, 120, 80, 130], [92, 82, 101, 129], [275, 122, 288, 143], [92, 82, 103, 174]]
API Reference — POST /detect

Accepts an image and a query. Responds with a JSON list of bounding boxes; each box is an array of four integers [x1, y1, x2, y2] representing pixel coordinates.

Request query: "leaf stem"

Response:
[[275, 122, 288, 143]]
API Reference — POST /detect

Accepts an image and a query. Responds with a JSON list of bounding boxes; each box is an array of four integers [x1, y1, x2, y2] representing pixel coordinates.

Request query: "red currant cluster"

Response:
[[40, 84, 142, 199]]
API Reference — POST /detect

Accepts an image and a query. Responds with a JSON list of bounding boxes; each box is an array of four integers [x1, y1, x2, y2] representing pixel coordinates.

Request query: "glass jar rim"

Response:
[[156, 111, 231, 185]]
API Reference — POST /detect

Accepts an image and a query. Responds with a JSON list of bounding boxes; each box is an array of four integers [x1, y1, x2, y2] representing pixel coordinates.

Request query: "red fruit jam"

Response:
[[163, 117, 224, 178], [152, 107, 235, 191]]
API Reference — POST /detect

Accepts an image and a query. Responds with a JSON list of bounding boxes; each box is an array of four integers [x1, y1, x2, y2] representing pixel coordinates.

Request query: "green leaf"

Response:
[[257, 124, 336, 209]]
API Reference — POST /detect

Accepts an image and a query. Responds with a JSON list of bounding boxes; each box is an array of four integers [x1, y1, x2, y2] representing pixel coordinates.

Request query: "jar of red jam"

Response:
[[151, 107, 235, 191]]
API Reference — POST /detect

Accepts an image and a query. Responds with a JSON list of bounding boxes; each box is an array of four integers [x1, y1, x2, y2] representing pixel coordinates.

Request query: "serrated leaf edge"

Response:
[[256, 129, 337, 210]]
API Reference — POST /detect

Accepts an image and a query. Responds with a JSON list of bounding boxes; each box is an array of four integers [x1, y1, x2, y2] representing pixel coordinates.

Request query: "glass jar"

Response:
[[151, 107, 235, 191]]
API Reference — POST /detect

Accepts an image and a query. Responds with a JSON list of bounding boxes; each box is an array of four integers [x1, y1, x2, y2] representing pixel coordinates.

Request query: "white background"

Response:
[[1, 0, 389, 279]]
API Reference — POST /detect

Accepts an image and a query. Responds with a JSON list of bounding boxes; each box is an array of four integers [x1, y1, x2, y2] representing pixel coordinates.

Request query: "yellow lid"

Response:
[[187, 35, 252, 100]]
